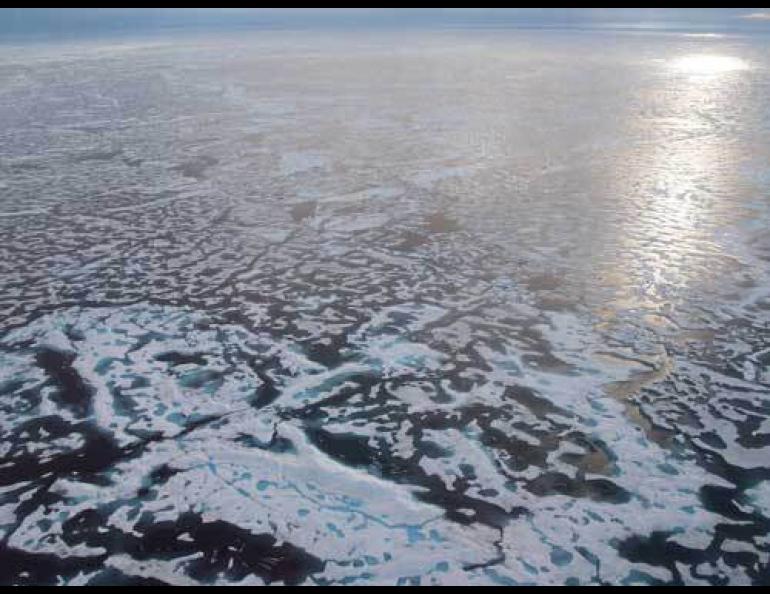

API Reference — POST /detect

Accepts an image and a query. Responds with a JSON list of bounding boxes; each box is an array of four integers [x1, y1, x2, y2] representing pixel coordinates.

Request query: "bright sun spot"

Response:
[[670, 54, 748, 75]]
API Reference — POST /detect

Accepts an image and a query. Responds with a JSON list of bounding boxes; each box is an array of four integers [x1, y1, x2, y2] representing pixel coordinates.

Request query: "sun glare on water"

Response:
[[670, 53, 748, 75]]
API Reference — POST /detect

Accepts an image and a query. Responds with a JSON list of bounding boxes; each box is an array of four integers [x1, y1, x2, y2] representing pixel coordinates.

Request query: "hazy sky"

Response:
[[2, 8, 770, 40]]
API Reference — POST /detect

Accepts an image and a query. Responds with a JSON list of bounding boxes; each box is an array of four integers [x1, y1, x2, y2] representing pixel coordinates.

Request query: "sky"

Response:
[[1, 8, 770, 40]]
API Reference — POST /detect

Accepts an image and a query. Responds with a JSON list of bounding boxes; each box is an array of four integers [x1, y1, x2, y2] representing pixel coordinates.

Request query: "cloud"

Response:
[[739, 11, 770, 20]]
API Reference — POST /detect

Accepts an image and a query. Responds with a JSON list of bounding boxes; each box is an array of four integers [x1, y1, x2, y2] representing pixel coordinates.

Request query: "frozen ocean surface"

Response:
[[1, 22, 770, 585]]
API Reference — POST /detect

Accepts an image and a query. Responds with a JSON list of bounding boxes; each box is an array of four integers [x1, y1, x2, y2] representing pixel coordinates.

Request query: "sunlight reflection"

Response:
[[601, 50, 749, 322], [670, 53, 748, 76]]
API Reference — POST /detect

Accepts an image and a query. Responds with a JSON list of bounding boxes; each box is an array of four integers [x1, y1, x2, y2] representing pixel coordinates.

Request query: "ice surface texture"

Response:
[[1, 29, 770, 585]]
